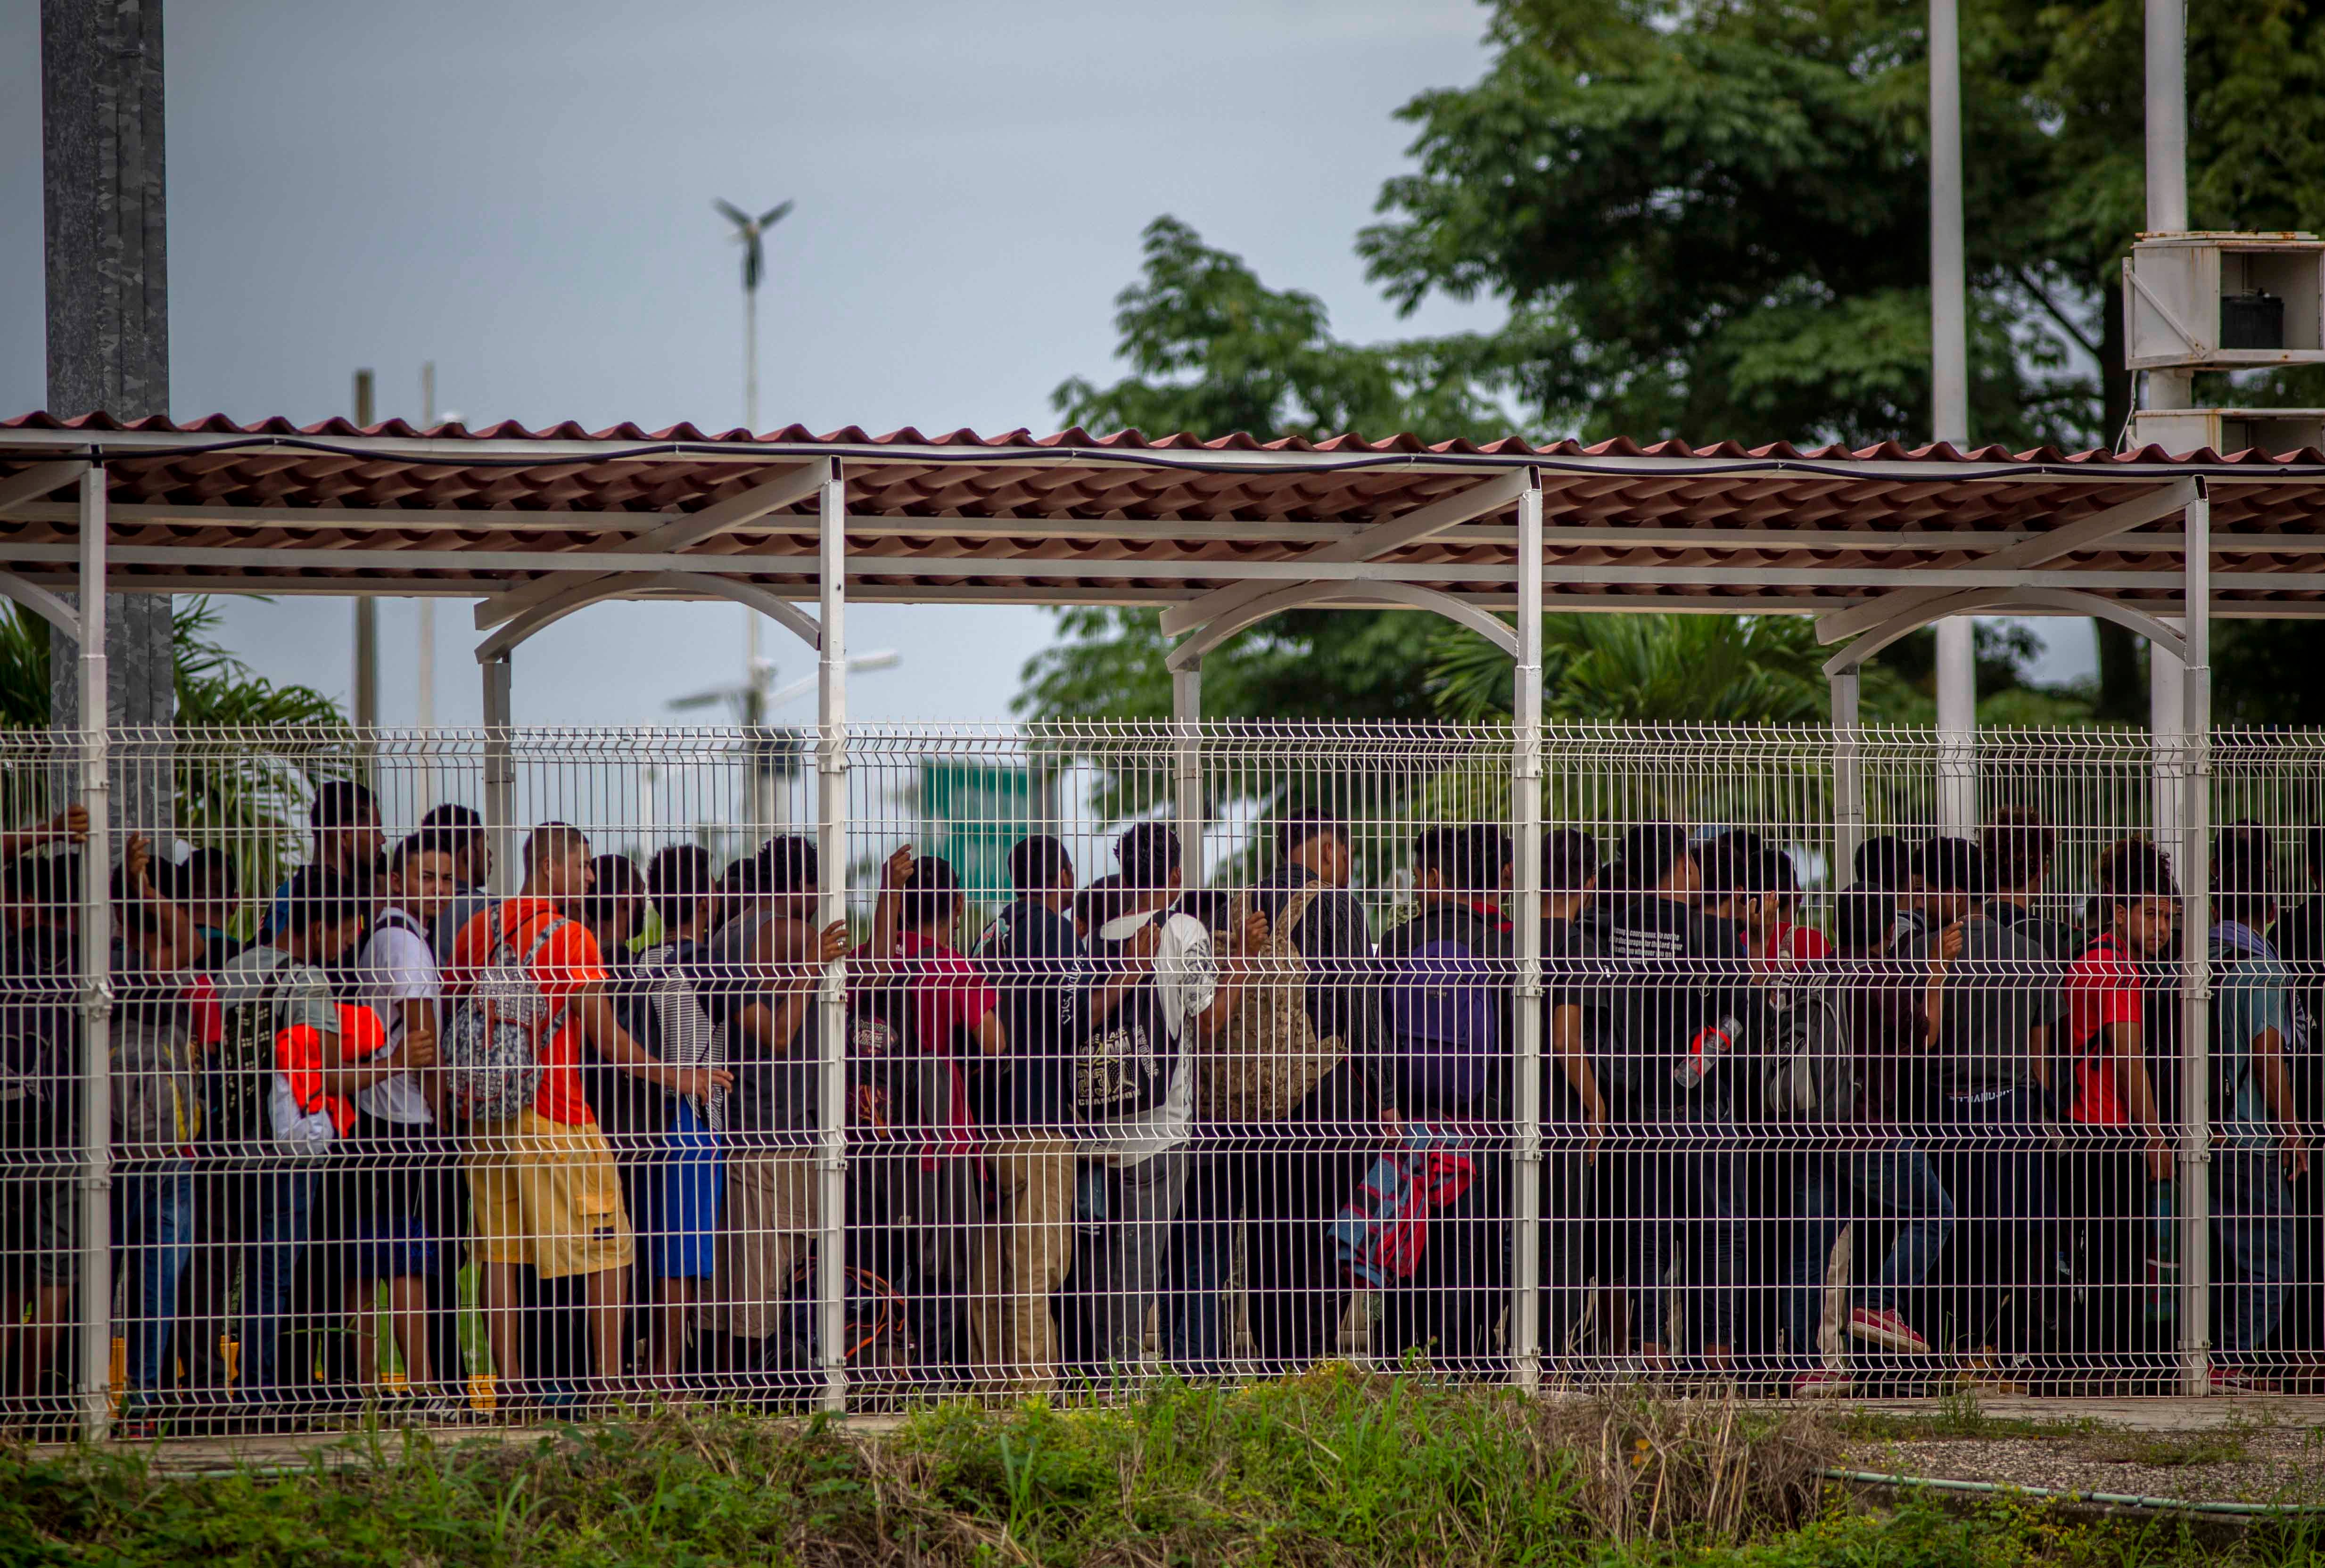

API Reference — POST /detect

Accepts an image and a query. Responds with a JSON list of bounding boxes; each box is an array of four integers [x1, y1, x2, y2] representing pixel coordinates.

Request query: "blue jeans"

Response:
[[238, 1168, 318, 1397], [114, 1159, 196, 1392], [1932, 1087, 2056, 1355], [1164, 1151, 1233, 1374], [1622, 1135, 1739, 1354], [2216, 1145, 2293, 1359], [1781, 1144, 1954, 1365]]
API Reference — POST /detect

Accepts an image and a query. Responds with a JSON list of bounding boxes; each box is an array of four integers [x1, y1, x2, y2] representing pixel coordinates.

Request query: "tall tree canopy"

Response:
[[1022, 0, 2325, 725]]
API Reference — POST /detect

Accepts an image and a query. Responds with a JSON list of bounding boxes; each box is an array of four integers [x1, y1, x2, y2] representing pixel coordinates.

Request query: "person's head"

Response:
[[900, 853, 965, 936], [2213, 821, 2281, 932], [273, 866, 370, 967], [419, 802, 489, 889], [1695, 829, 1768, 919], [1913, 836, 1985, 925], [2096, 835, 2179, 959], [1616, 822, 1697, 898], [1276, 812, 1352, 888], [1007, 835, 1074, 906], [1072, 873, 1123, 942], [1116, 822, 1183, 903], [1833, 887, 1896, 959], [523, 821, 592, 904], [175, 846, 241, 931], [580, 853, 645, 946], [386, 829, 460, 924], [116, 875, 196, 972], [1853, 834, 1912, 895], [730, 834, 818, 928], [1732, 848, 1803, 937], [1982, 807, 2056, 899], [310, 779, 383, 873], [1411, 825, 1512, 903], [1543, 828, 1601, 915], [648, 844, 717, 936]]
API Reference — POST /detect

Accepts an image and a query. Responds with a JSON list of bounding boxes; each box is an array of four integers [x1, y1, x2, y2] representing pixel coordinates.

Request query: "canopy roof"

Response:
[[2, 413, 2321, 633]]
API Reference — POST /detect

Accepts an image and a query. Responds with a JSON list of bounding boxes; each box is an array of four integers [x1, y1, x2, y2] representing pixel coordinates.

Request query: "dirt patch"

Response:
[[1841, 1425, 2325, 1505]]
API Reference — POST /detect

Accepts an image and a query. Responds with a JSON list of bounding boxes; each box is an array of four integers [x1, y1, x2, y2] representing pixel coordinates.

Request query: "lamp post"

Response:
[[713, 197, 794, 432]]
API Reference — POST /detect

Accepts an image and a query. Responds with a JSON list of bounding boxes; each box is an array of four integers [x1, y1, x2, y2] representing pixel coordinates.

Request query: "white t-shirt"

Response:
[[353, 907, 440, 1126], [1086, 905, 1216, 1167]]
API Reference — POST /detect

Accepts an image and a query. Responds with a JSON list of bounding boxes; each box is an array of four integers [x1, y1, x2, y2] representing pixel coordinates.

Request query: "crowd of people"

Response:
[[1, 778, 2320, 1430]]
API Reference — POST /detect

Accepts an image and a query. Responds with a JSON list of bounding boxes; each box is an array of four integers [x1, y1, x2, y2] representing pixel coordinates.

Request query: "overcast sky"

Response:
[[0, 0, 2092, 719]]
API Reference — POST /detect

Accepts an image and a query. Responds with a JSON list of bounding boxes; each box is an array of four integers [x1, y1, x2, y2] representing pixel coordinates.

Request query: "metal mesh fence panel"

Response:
[[0, 720, 2314, 1436]]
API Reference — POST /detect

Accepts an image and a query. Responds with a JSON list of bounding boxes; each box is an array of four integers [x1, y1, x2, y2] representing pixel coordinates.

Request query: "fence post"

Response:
[[2178, 484, 2212, 1396], [480, 653, 516, 898], [815, 458, 850, 1415], [1510, 468, 1544, 1393], [75, 464, 113, 1443]]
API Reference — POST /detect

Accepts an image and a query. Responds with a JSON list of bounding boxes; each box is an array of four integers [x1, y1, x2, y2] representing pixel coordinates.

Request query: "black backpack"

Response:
[[214, 960, 305, 1153], [1072, 911, 1177, 1123], [1757, 979, 1857, 1123]]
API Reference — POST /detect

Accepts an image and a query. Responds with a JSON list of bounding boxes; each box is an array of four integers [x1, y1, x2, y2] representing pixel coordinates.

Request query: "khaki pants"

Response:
[[718, 1146, 819, 1343], [969, 1133, 1079, 1392]]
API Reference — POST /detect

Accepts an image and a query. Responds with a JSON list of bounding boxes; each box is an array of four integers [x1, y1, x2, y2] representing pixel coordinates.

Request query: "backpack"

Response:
[[111, 981, 201, 1153], [1203, 887, 1344, 1122], [215, 960, 305, 1152], [1385, 911, 1506, 1111], [443, 910, 574, 1123], [0, 932, 74, 1136], [1758, 979, 1857, 1122], [1074, 911, 1178, 1123]]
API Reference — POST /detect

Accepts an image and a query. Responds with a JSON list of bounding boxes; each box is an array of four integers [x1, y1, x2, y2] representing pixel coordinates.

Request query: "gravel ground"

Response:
[[1841, 1428, 2325, 1506]]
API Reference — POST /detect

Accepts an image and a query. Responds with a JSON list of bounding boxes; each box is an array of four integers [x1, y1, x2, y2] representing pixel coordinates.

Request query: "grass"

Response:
[[1, 1375, 2319, 1567]]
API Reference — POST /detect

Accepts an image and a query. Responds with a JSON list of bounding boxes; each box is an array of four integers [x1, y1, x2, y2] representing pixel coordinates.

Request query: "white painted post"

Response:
[[75, 464, 112, 1443], [2178, 486, 2212, 1396], [815, 458, 850, 1415], [1929, 0, 1978, 837], [1510, 469, 1545, 1392], [2152, 622, 2185, 845]]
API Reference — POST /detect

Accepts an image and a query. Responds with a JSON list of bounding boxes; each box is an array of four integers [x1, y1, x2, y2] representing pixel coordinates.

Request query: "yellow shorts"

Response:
[[466, 1107, 635, 1281]]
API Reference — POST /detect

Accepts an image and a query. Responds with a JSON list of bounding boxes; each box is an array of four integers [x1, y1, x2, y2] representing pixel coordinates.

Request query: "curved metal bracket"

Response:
[[0, 571, 81, 642], [1822, 587, 2188, 678], [476, 572, 822, 663], [1163, 580, 1519, 673]]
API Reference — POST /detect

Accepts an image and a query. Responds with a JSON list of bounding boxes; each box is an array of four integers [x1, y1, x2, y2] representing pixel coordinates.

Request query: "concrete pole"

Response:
[[1171, 663, 1203, 887], [74, 466, 112, 1443], [814, 459, 849, 1415], [353, 370, 379, 730], [1929, 0, 1977, 830], [2178, 490, 2213, 1396], [43, 0, 174, 846], [2146, 0, 2193, 411], [1831, 665, 1865, 881], [1510, 470, 1545, 1391], [1935, 618, 1979, 832], [480, 654, 515, 898]]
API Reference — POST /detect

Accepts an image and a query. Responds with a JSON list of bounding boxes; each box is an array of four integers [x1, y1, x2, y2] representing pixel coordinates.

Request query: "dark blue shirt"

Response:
[[975, 896, 1083, 1132]]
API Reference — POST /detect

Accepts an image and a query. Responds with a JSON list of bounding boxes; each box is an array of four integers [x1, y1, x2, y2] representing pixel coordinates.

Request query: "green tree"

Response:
[[0, 600, 351, 887]]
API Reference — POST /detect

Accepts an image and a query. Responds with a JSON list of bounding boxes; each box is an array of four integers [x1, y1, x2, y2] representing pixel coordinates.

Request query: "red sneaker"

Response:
[[2210, 1368, 2282, 1394], [1847, 1306, 1931, 1355], [1790, 1368, 1855, 1398]]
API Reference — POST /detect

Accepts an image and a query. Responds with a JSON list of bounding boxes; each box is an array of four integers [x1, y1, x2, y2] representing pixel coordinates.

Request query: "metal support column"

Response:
[[1831, 665, 1864, 883], [1510, 469, 1545, 1392], [75, 464, 113, 1443], [1934, 618, 1978, 834], [480, 653, 515, 898], [2178, 485, 2213, 1395], [1172, 662, 1203, 884], [814, 458, 850, 1415]]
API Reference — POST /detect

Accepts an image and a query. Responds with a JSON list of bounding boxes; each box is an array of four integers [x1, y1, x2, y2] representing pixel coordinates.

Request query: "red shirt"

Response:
[[2064, 934, 2143, 1125], [447, 897, 607, 1126], [897, 931, 997, 1151], [1755, 922, 1831, 975]]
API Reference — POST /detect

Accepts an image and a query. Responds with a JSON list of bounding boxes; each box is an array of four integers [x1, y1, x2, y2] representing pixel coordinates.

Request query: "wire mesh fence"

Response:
[[0, 720, 2314, 1436]]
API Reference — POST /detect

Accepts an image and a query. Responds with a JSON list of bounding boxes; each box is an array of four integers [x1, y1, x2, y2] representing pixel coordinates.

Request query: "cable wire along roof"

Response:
[[2, 412, 2322, 624]]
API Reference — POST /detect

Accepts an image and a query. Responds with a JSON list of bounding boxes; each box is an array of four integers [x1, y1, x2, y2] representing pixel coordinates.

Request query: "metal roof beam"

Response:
[[1813, 477, 2198, 644], [1164, 582, 1519, 673], [0, 570, 80, 639], [0, 459, 89, 516], [1156, 468, 1534, 638], [476, 572, 820, 662], [1824, 588, 2190, 674], [472, 459, 831, 630]]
